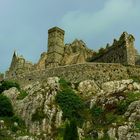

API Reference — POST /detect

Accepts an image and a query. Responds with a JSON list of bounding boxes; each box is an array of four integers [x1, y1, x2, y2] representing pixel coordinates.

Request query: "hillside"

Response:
[[1, 77, 140, 140]]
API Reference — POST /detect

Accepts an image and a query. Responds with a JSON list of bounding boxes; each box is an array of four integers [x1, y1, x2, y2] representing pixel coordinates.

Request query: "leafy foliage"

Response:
[[117, 92, 140, 115], [90, 104, 105, 128], [17, 90, 28, 100], [56, 89, 85, 122], [135, 121, 140, 130], [0, 80, 20, 94], [0, 130, 14, 140], [0, 94, 14, 117], [56, 79, 85, 123], [0, 115, 26, 133], [63, 120, 79, 140], [130, 76, 140, 83], [56, 79, 86, 140], [32, 107, 45, 122]]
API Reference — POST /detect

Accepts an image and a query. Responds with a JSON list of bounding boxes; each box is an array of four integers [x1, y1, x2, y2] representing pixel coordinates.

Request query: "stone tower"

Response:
[[45, 27, 65, 68], [121, 32, 135, 65]]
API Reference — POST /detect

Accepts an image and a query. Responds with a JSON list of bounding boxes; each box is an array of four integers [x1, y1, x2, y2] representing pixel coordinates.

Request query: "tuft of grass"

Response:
[[17, 90, 28, 100], [31, 107, 45, 122], [116, 92, 140, 115], [130, 76, 140, 83], [135, 121, 140, 131]]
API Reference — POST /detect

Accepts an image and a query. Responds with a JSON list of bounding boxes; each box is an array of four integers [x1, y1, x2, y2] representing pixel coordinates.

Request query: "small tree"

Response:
[[56, 79, 85, 140], [64, 120, 79, 140], [0, 80, 20, 94], [0, 94, 14, 117]]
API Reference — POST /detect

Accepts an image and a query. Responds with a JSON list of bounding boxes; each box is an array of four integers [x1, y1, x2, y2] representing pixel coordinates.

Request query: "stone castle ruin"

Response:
[[5, 27, 140, 86]]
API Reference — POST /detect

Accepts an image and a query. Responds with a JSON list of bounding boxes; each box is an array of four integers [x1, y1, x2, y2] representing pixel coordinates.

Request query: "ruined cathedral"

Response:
[[5, 27, 140, 86]]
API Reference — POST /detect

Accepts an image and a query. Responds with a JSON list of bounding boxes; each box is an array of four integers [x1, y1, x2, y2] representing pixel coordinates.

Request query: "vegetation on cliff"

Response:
[[0, 80, 27, 140], [1, 78, 140, 139], [56, 79, 85, 140], [0, 80, 20, 93]]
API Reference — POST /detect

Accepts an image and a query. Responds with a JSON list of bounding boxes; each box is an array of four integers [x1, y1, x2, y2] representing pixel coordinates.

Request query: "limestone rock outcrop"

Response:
[[3, 77, 62, 139], [2, 77, 140, 140]]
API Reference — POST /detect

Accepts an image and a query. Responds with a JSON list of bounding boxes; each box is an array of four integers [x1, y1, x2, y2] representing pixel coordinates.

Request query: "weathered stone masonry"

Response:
[[45, 27, 65, 68], [8, 63, 129, 86], [92, 32, 136, 66], [5, 27, 140, 86]]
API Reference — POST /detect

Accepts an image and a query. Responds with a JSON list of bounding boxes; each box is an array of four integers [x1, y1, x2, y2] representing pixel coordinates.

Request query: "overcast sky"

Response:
[[0, 0, 140, 72]]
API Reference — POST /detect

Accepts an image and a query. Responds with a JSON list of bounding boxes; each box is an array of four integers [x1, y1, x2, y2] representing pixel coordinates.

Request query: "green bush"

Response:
[[130, 76, 140, 83], [0, 130, 14, 140], [10, 115, 25, 127], [135, 121, 140, 131], [63, 120, 79, 140], [90, 104, 105, 128], [105, 112, 117, 125], [0, 94, 14, 117], [117, 92, 140, 115], [0, 80, 20, 93], [0, 115, 26, 132], [56, 88, 85, 123], [59, 78, 71, 90], [116, 100, 129, 115], [17, 90, 28, 100], [56, 79, 85, 123], [57, 79, 86, 139], [32, 107, 45, 122]]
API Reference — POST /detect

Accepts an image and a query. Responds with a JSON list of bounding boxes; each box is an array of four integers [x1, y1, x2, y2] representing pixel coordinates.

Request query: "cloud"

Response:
[[59, 0, 140, 49]]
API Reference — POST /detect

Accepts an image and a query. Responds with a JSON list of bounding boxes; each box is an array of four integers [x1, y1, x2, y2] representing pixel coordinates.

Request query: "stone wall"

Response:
[[127, 65, 140, 78], [92, 32, 136, 65], [7, 63, 129, 87]]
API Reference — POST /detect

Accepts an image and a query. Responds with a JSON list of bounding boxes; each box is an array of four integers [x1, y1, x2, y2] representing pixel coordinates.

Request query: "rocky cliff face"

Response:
[[1, 77, 140, 140], [3, 77, 63, 140]]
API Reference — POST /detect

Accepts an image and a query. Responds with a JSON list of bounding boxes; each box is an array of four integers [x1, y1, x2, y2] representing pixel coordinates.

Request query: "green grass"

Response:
[[130, 76, 140, 83]]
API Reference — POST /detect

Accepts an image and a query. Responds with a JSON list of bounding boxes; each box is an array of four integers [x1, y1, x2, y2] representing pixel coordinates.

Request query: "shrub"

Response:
[[63, 120, 79, 140], [59, 78, 71, 90], [90, 104, 105, 127], [130, 76, 140, 83], [117, 92, 140, 115], [10, 115, 25, 127], [116, 100, 129, 115], [0, 80, 20, 93], [0, 115, 26, 133], [17, 90, 28, 100], [56, 79, 85, 123], [32, 107, 45, 122], [56, 88, 85, 123], [105, 112, 117, 125], [0, 130, 14, 140], [135, 121, 140, 131], [0, 94, 14, 117], [57, 79, 85, 139]]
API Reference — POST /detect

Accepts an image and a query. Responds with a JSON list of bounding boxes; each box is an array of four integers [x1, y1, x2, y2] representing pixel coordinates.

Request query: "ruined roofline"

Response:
[[48, 26, 65, 35], [91, 31, 135, 60]]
